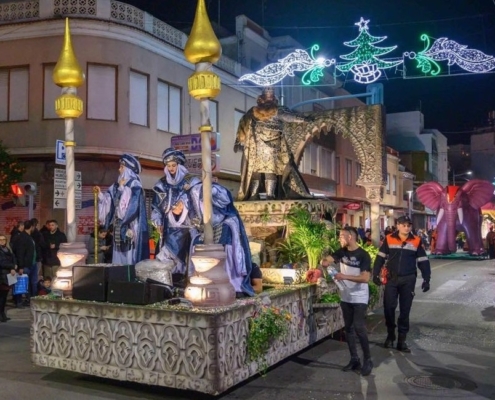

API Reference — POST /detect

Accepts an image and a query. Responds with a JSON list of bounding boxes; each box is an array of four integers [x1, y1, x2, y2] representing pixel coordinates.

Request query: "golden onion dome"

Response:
[[53, 18, 85, 88], [184, 0, 222, 64]]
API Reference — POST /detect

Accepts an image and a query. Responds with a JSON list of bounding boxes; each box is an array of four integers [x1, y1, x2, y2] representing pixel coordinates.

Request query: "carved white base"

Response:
[[31, 285, 345, 395]]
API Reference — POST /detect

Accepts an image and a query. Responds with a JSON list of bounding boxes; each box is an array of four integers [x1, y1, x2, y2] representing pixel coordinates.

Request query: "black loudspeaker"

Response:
[[107, 281, 172, 305], [72, 265, 136, 302]]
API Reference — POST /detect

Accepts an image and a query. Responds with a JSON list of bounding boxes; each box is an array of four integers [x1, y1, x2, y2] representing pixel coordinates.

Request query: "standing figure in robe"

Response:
[[234, 86, 313, 201], [151, 148, 200, 275], [97, 154, 149, 264]]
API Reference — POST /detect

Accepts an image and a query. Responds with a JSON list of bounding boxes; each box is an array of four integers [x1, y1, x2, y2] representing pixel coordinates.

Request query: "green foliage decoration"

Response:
[[0, 141, 26, 197], [147, 220, 161, 245], [285, 206, 330, 269], [247, 305, 291, 375], [319, 292, 341, 304]]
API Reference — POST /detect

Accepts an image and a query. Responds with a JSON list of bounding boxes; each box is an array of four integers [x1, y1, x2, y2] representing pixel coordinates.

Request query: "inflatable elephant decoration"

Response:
[[416, 180, 493, 255]]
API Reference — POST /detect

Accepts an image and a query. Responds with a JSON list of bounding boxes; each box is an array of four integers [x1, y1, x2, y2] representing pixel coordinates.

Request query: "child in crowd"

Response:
[[37, 276, 52, 295]]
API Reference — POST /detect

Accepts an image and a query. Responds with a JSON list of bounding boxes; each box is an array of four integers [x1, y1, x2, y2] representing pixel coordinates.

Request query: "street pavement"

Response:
[[1, 257, 495, 400]]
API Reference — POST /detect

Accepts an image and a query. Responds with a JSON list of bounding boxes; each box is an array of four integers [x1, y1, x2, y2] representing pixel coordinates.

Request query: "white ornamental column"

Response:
[[52, 18, 85, 242], [183, 0, 235, 307]]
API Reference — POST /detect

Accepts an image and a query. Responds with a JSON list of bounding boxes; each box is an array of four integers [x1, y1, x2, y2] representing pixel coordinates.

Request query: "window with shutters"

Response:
[[157, 80, 181, 134], [43, 64, 60, 120], [0, 66, 29, 122], [87, 64, 117, 121], [301, 143, 318, 175], [318, 147, 334, 179], [345, 159, 352, 186], [129, 70, 149, 126]]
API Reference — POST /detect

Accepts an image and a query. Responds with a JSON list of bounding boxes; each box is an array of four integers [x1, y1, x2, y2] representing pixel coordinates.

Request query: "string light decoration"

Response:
[[336, 17, 402, 84], [239, 45, 335, 86], [404, 34, 495, 77]]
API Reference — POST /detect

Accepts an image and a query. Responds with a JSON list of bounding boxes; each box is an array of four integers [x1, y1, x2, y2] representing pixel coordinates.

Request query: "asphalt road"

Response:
[[1, 258, 494, 400]]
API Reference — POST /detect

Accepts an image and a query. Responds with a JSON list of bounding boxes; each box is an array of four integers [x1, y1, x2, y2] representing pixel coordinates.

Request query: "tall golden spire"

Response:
[[53, 18, 85, 88], [184, 0, 222, 64]]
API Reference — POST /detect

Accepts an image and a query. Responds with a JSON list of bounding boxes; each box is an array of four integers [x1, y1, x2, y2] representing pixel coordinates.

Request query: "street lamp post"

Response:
[[407, 190, 413, 219], [452, 170, 472, 186]]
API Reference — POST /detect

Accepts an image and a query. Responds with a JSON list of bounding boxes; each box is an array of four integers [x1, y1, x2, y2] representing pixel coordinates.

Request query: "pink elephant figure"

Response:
[[416, 180, 494, 255]]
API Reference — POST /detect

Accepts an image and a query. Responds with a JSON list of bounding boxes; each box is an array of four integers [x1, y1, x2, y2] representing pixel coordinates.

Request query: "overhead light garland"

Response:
[[404, 34, 495, 77], [336, 17, 403, 84], [239, 44, 335, 86]]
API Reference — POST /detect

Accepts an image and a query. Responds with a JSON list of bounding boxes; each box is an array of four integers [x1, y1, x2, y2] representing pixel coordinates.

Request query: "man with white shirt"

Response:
[[322, 226, 373, 376]]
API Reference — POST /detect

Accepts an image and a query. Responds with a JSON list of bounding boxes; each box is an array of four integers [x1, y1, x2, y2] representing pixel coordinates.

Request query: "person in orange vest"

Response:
[[486, 226, 495, 259], [373, 215, 431, 353], [430, 228, 437, 253]]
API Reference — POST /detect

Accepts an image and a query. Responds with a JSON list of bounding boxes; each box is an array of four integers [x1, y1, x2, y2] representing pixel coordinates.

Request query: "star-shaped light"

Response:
[[355, 17, 370, 32]]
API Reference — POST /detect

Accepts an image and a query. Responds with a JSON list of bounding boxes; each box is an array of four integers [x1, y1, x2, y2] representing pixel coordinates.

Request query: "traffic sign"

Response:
[[171, 132, 220, 153], [54, 189, 66, 198], [54, 168, 66, 179], [53, 198, 66, 209], [185, 154, 220, 174], [54, 179, 66, 189], [53, 198, 82, 209], [55, 140, 66, 165]]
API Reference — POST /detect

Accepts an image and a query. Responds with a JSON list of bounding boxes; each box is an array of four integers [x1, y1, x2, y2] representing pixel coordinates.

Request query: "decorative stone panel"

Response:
[[152, 17, 186, 49], [0, 0, 39, 23], [31, 285, 345, 395], [110, 0, 143, 29], [53, 0, 96, 18]]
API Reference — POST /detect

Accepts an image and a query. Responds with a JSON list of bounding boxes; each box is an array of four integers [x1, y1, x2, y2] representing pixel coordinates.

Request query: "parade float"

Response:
[[31, 1, 385, 395], [417, 180, 494, 258]]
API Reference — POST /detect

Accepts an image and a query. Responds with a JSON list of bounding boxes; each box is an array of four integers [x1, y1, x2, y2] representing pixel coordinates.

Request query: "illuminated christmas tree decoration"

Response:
[[239, 45, 335, 86], [336, 17, 402, 84], [404, 34, 495, 76]]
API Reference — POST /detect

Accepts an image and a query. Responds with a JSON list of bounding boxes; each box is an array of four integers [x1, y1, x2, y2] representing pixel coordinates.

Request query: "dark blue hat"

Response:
[[397, 215, 412, 225], [120, 154, 141, 174], [162, 148, 186, 165]]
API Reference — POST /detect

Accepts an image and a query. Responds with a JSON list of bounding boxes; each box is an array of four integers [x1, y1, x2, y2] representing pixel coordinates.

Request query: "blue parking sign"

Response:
[[55, 140, 66, 165]]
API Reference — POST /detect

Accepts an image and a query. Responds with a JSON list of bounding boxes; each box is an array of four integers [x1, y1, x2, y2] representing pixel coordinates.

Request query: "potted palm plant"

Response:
[[285, 207, 330, 283]]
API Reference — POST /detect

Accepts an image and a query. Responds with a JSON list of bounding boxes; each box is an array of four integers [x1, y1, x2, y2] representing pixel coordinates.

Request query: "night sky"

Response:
[[126, 0, 495, 144]]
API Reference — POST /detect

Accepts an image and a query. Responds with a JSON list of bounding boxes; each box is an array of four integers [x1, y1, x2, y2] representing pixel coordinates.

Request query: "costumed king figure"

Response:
[[187, 182, 255, 297], [97, 154, 150, 264], [234, 86, 313, 201], [151, 148, 201, 275]]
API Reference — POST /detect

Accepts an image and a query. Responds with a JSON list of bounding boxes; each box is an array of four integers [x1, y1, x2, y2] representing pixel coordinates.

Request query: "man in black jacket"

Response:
[[12, 220, 37, 300], [41, 220, 67, 278], [30, 218, 45, 278], [373, 215, 431, 352]]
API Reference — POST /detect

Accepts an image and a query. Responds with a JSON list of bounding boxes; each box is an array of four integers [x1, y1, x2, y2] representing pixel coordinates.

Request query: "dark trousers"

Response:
[[0, 289, 8, 314], [23, 264, 39, 297], [488, 245, 495, 260], [340, 301, 371, 360], [383, 274, 416, 335]]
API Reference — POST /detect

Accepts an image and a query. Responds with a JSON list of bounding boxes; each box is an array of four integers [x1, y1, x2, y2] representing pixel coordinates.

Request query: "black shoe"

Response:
[[361, 358, 373, 376], [0, 312, 10, 322], [342, 358, 361, 372], [397, 334, 411, 353], [397, 341, 411, 353], [384, 333, 396, 348]]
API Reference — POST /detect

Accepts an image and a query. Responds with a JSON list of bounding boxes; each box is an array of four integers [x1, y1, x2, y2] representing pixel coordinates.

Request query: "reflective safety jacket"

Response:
[[373, 232, 431, 282]]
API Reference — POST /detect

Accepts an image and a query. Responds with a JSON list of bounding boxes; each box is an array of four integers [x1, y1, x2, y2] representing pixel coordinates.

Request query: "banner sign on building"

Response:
[[171, 132, 220, 153]]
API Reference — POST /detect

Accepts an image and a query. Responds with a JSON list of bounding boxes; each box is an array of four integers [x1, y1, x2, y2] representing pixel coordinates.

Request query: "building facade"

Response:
[[1, 0, 404, 238]]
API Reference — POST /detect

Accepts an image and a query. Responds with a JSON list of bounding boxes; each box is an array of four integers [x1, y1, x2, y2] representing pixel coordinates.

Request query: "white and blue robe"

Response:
[[99, 170, 149, 265]]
